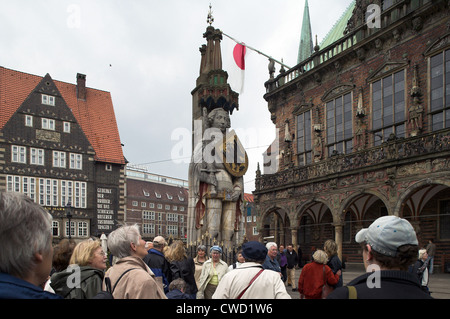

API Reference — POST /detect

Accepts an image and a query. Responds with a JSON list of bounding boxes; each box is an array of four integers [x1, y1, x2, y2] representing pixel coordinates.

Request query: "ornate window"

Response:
[[372, 70, 406, 145], [326, 92, 353, 155], [296, 110, 312, 165], [430, 48, 450, 131]]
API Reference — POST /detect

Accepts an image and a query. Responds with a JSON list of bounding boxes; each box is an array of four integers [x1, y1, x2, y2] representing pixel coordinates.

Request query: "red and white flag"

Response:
[[228, 43, 247, 94]]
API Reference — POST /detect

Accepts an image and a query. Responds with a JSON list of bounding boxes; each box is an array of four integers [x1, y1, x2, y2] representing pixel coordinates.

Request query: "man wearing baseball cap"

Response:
[[328, 215, 433, 299], [143, 236, 171, 293], [212, 241, 291, 299]]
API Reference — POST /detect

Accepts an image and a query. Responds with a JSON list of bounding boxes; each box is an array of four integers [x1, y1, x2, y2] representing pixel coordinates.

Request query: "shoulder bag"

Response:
[[236, 269, 264, 299]]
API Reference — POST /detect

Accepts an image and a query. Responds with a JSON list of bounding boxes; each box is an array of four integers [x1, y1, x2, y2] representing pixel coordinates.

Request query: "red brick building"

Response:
[[254, 0, 450, 271], [126, 166, 189, 242], [0, 67, 126, 241]]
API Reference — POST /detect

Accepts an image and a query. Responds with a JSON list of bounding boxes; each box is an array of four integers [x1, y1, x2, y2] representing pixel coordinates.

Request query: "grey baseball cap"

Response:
[[355, 215, 418, 257]]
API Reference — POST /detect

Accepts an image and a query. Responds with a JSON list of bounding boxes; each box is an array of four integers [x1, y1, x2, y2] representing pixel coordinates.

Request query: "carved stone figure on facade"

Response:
[[355, 88, 366, 150], [313, 129, 323, 162], [409, 97, 423, 135], [188, 107, 247, 248], [409, 63, 423, 136]]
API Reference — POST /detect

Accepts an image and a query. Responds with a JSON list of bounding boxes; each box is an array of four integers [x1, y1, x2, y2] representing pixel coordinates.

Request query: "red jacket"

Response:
[[298, 262, 340, 299]]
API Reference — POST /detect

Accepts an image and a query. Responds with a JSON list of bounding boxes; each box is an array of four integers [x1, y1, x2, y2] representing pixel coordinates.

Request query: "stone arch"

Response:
[[294, 199, 333, 262], [394, 179, 450, 245], [259, 205, 291, 245], [339, 189, 391, 220], [294, 197, 333, 226], [339, 190, 390, 263], [394, 178, 450, 217]]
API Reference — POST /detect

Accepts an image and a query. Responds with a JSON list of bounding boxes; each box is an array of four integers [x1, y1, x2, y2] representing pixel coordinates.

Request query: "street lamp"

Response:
[[65, 202, 73, 239]]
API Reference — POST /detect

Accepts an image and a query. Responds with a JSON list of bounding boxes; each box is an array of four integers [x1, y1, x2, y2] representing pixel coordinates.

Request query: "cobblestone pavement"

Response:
[[286, 264, 450, 299]]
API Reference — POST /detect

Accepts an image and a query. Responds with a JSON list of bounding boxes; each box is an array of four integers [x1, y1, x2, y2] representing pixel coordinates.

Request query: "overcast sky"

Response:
[[0, 0, 353, 193]]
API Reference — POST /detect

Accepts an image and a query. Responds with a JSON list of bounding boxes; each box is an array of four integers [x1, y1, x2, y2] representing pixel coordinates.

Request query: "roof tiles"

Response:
[[0, 66, 125, 164]]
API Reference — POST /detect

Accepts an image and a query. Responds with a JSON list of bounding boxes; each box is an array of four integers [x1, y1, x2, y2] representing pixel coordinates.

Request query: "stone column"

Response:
[[291, 227, 298, 248], [334, 223, 343, 262]]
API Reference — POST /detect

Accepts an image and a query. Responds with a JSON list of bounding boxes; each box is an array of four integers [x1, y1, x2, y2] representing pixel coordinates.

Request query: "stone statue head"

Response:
[[207, 108, 231, 133]]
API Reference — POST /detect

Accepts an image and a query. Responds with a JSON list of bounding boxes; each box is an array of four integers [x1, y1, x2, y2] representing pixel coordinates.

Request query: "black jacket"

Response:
[[326, 255, 343, 288], [286, 250, 298, 269], [169, 257, 198, 295], [327, 270, 433, 299]]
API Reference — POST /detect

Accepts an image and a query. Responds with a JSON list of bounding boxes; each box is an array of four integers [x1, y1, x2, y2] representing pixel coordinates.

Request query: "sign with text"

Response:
[[96, 186, 117, 233]]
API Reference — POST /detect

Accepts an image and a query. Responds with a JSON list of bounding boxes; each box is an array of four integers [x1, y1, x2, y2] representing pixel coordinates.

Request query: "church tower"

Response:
[[297, 0, 314, 64]]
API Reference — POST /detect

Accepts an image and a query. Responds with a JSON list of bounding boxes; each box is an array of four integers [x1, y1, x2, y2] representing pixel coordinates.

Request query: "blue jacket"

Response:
[[262, 255, 281, 273], [166, 288, 191, 299], [0, 273, 62, 299], [143, 249, 172, 292]]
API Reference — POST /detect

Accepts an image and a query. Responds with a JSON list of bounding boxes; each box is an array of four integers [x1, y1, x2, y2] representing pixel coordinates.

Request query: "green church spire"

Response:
[[297, 0, 313, 64]]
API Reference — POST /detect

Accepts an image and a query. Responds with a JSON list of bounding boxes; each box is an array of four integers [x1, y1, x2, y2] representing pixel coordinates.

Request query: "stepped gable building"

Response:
[[0, 67, 126, 241], [126, 166, 189, 242], [254, 0, 450, 270]]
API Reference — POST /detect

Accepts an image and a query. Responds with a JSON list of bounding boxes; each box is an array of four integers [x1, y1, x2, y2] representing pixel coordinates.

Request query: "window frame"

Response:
[[429, 48, 450, 132], [325, 91, 353, 156], [296, 110, 312, 166], [42, 118, 55, 131], [41, 94, 55, 106], [12, 145, 27, 163], [371, 69, 406, 145], [30, 148, 45, 166]]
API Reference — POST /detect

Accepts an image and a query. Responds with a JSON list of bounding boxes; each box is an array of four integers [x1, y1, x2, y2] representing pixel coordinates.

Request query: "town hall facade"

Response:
[[254, 0, 450, 271]]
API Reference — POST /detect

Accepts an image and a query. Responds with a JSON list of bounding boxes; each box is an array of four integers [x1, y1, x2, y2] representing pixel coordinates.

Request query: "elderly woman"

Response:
[[0, 192, 61, 299], [50, 239, 107, 298], [298, 249, 341, 299], [196, 246, 228, 299], [105, 225, 166, 299], [193, 245, 208, 288]]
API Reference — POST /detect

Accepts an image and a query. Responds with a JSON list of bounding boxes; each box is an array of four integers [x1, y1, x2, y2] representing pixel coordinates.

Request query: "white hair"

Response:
[[418, 249, 427, 260], [266, 242, 277, 250], [107, 224, 141, 259], [0, 192, 52, 278]]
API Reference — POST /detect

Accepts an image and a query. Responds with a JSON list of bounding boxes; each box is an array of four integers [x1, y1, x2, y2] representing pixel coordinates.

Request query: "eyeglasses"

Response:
[[96, 250, 106, 256]]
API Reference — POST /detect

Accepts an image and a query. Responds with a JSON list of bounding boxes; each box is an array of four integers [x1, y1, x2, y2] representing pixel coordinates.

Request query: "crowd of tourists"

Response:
[[0, 192, 434, 299]]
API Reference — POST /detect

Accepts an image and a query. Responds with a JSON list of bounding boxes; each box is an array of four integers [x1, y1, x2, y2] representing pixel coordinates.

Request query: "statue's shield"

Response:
[[220, 130, 248, 177]]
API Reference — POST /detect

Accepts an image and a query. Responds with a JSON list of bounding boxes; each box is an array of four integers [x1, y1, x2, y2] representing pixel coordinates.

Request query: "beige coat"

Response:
[[212, 262, 291, 299], [196, 258, 228, 299], [104, 256, 167, 299]]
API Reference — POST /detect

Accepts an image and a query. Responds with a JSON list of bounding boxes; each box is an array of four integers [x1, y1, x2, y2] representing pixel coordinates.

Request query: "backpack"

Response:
[[92, 268, 137, 299]]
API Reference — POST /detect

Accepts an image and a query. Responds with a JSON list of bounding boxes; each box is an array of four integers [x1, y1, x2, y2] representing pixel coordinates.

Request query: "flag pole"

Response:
[[221, 31, 291, 70]]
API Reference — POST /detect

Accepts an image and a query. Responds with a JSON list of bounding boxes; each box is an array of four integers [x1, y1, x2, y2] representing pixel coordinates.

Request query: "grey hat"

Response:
[[355, 215, 418, 257]]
